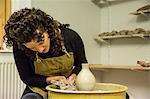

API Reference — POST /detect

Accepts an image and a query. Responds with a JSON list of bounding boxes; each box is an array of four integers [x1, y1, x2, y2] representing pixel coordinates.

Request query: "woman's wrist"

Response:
[[46, 77, 52, 84]]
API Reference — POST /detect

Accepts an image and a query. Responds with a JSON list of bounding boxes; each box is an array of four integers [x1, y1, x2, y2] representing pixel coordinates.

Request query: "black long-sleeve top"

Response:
[[13, 27, 87, 88]]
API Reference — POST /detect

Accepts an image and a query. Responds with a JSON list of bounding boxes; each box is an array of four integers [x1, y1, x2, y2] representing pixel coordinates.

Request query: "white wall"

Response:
[[12, 0, 31, 12], [100, 0, 150, 32]]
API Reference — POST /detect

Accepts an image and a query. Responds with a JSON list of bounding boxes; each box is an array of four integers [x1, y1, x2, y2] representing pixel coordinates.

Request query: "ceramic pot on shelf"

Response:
[[75, 63, 96, 91]]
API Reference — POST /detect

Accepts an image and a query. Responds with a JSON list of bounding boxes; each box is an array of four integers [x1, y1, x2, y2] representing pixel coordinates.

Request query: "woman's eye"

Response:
[[39, 41, 44, 45]]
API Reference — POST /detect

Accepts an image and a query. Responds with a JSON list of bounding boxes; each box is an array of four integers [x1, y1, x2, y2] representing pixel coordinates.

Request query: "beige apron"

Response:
[[30, 52, 74, 99]]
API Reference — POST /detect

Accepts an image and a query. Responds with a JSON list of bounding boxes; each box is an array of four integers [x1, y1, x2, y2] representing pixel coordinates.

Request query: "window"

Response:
[[0, 0, 11, 50]]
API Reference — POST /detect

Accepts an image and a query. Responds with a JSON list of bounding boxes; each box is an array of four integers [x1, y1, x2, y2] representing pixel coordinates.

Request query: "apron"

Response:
[[29, 52, 74, 99]]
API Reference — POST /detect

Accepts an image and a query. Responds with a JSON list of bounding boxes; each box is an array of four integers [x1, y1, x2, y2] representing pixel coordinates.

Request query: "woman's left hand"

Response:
[[67, 73, 77, 85]]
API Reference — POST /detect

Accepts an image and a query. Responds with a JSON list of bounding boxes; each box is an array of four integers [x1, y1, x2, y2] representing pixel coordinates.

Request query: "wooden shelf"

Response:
[[95, 33, 150, 43], [89, 64, 150, 71], [99, 34, 148, 39]]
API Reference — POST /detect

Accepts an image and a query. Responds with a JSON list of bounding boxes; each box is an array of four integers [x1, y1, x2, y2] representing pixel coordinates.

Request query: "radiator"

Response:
[[0, 62, 26, 99]]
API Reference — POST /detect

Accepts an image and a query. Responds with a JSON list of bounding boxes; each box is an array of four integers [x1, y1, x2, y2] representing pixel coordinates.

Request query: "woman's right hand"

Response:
[[46, 76, 68, 84]]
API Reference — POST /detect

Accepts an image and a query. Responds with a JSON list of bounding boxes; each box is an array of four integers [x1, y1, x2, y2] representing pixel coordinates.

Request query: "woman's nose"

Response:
[[36, 46, 44, 53]]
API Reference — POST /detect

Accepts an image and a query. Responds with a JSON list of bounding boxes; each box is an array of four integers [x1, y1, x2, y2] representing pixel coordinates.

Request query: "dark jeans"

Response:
[[21, 86, 44, 99], [21, 93, 43, 99], [126, 93, 129, 99]]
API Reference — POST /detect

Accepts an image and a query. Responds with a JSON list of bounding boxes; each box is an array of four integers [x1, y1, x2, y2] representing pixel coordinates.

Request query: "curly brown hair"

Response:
[[4, 8, 69, 52]]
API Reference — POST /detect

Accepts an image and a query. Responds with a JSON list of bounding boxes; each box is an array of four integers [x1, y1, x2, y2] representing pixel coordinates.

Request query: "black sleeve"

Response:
[[13, 44, 47, 88], [67, 28, 88, 75]]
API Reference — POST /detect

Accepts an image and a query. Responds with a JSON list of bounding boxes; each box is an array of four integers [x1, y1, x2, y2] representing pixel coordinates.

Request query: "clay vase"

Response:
[[75, 63, 96, 91]]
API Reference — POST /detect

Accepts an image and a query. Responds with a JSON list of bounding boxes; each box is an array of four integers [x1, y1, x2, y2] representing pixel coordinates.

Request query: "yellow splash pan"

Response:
[[46, 83, 128, 99]]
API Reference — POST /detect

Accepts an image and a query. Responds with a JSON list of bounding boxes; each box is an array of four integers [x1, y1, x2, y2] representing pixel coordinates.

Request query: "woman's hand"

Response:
[[67, 73, 77, 85], [46, 74, 77, 85], [46, 76, 68, 84]]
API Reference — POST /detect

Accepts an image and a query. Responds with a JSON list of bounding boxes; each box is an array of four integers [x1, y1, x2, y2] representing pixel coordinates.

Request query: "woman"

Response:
[[4, 8, 87, 99]]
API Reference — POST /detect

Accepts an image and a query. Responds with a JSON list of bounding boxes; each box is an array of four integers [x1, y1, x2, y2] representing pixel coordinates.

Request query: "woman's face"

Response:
[[24, 32, 50, 53]]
